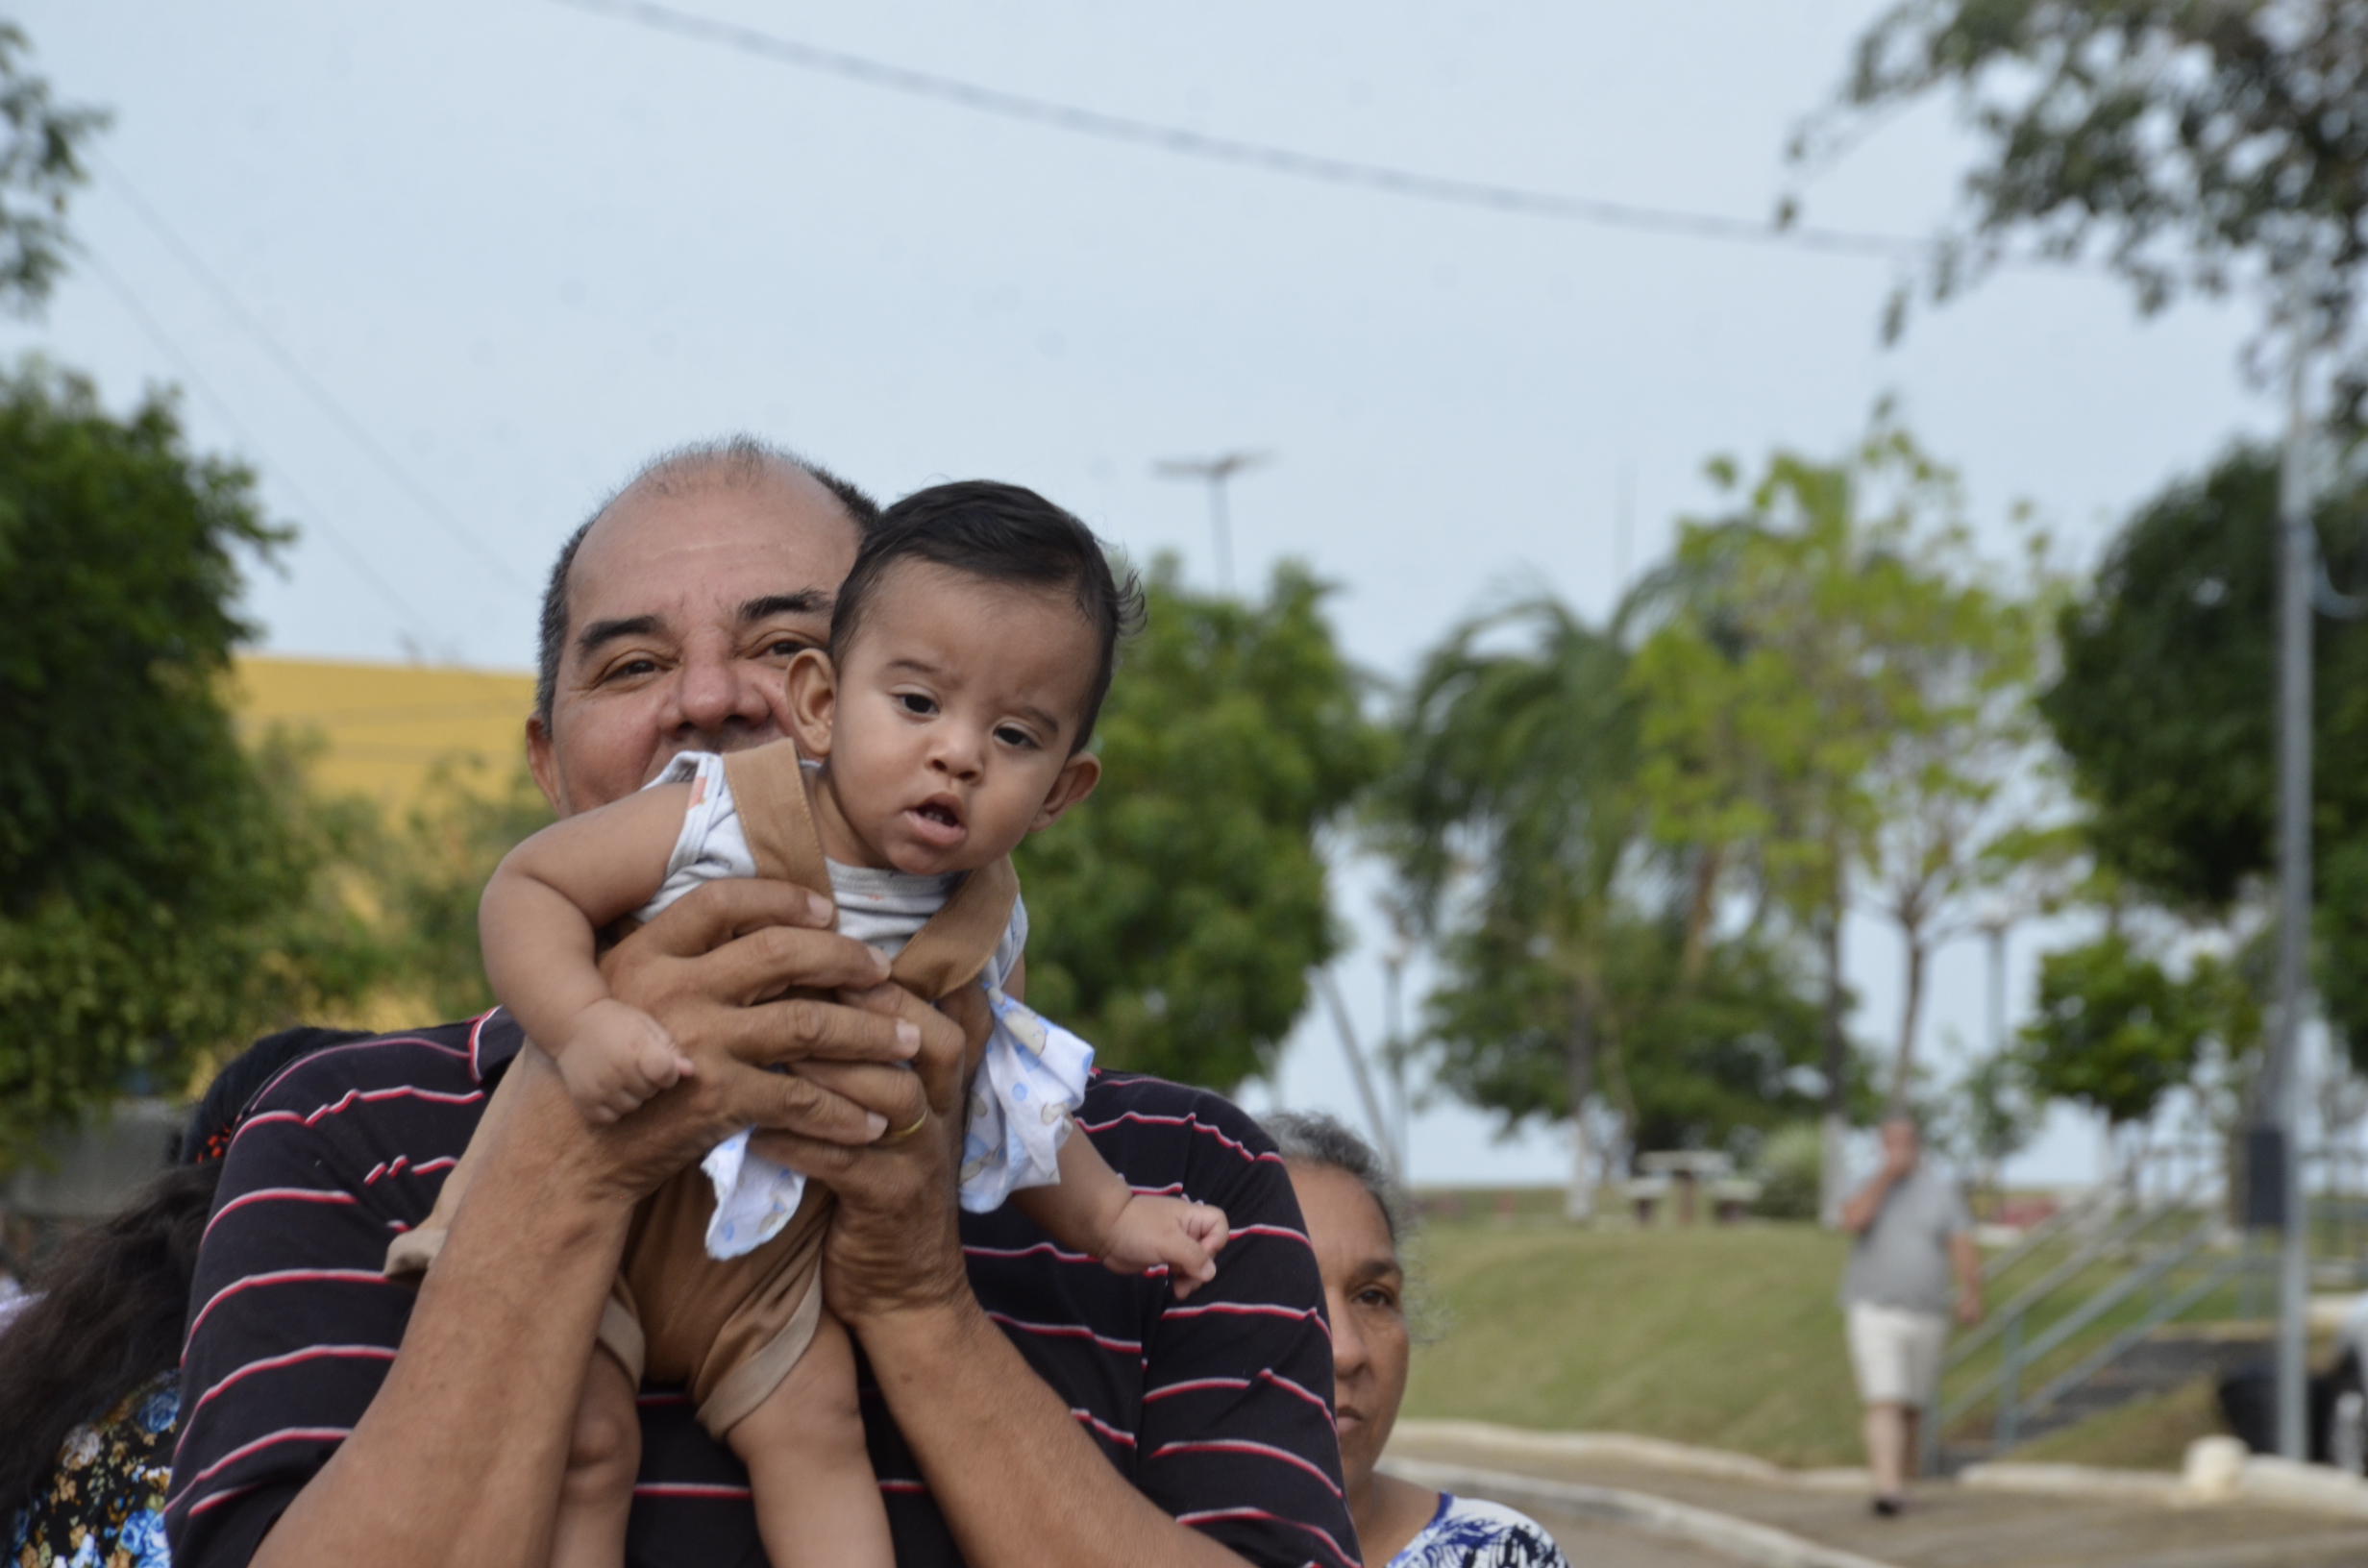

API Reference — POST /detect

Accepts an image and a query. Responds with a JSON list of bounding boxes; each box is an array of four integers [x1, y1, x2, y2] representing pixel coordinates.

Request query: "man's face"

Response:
[[1881, 1119, 1920, 1169], [527, 471, 862, 818]]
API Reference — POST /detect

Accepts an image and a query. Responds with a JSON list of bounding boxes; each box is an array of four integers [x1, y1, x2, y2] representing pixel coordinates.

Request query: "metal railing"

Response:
[[1935, 1156, 2251, 1460]]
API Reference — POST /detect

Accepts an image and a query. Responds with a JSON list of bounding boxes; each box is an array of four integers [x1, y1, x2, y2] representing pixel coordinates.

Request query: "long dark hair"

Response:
[[0, 1163, 218, 1507], [0, 1025, 371, 1512]]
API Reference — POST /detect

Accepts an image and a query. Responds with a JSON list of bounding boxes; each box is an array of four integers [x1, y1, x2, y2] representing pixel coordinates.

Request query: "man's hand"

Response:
[[1956, 1283, 1984, 1327], [577, 877, 935, 1202], [748, 980, 987, 1325]]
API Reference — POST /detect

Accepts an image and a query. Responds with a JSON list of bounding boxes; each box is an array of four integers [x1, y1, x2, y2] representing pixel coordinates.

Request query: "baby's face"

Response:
[[796, 560, 1101, 875]]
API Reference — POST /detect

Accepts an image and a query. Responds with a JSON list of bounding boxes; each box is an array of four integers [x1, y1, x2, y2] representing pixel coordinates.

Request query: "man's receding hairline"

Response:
[[564, 459, 862, 629]]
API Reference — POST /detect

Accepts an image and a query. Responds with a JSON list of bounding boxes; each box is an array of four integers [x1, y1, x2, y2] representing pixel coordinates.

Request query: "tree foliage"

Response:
[[1014, 560, 1382, 1090], [1373, 594, 1827, 1182], [1628, 420, 2049, 1115], [1420, 906, 1828, 1155], [1805, 0, 2368, 395], [0, 24, 103, 313], [373, 757, 555, 1023], [0, 367, 381, 1163], [2019, 931, 2258, 1127], [2041, 443, 2368, 1062]]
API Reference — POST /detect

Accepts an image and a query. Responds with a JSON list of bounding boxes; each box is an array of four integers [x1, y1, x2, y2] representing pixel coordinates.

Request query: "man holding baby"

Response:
[[166, 439, 1355, 1568]]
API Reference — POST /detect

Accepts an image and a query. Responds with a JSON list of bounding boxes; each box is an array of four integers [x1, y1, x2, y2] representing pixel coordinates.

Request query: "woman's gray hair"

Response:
[[1263, 1111, 1411, 1249]]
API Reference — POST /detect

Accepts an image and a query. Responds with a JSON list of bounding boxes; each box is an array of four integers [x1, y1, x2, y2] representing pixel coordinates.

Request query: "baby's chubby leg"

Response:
[[550, 1348, 640, 1568], [727, 1308, 892, 1568]]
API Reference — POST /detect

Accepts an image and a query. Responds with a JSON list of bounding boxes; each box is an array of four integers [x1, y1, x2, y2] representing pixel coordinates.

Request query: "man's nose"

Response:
[[674, 649, 774, 736]]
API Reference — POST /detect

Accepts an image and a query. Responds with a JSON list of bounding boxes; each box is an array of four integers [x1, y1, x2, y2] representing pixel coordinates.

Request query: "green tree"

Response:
[[2040, 445, 2368, 1062], [0, 23, 105, 311], [0, 367, 382, 1163], [1372, 595, 1827, 1216], [2019, 931, 2258, 1140], [1014, 560, 1381, 1090], [1942, 1046, 2042, 1205], [1375, 595, 1641, 1219], [1628, 422, 2044, 1211], [1798, 1, 2368, 397], [374, 757, 555, 1021]]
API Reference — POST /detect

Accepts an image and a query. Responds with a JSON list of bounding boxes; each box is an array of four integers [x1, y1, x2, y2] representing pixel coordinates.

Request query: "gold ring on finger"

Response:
[[881, 1107, 930, 1144]]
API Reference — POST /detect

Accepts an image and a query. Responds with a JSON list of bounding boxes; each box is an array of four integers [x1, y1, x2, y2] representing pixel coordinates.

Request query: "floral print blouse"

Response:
[[1390, 1492, 1570, 1568], [9, 1373, 178, 1568]]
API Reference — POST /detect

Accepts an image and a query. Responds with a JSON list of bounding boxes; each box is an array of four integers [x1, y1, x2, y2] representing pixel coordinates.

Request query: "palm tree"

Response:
[[1376, 595, 1639, 1220]]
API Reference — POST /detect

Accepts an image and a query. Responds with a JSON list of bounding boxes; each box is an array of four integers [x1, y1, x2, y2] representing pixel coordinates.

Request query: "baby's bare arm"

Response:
[[480, 782, 695, 1062], [1011, 1136, 1229, 1296], [1006, 1132, 1135, 1255]]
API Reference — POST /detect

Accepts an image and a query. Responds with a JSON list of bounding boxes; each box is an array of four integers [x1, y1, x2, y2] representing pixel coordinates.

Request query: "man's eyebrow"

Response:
[[575, 614, 663, 658], [739, 591, 830, 623]]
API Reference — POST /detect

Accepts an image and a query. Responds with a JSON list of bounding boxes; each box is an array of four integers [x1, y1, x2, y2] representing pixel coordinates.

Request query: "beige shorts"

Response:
[[1846, 1302, 1948, 1409]]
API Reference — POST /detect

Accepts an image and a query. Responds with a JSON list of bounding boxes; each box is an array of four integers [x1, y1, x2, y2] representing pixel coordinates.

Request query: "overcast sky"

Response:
[[18, 1, 2276, 1185]]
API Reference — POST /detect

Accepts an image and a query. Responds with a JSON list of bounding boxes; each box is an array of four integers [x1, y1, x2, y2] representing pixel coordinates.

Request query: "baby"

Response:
[[469, 482, 1228, 1568]]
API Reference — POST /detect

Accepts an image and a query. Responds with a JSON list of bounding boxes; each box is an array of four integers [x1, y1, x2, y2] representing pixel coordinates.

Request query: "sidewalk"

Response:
[[1383, 1425, 2368, 1568]]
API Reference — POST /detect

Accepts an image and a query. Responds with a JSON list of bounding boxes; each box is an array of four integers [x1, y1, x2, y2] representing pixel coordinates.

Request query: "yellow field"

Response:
[[232, 653, 537, 808]]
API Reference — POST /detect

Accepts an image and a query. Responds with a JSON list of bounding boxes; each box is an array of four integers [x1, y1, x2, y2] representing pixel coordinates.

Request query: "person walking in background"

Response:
[[1269, 1111, 1570, 1568], [1839, 1115, 1982, 1517]]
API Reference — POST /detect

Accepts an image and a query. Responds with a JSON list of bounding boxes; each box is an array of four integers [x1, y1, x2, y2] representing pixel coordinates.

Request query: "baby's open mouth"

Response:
[[916, 801, 960, 828]]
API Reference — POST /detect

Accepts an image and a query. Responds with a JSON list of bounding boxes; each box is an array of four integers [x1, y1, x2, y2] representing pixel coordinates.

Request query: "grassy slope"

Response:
[[2011, 1378, 2224, 1469], [1399, 1219, 1867, 1467], [1394, 1213, 2233, 1470]]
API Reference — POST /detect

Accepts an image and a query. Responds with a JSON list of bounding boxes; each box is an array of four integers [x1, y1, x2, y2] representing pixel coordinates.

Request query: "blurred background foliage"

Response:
[[19, 0, 2368, 1224], [1015, 559, 1384, 1089]]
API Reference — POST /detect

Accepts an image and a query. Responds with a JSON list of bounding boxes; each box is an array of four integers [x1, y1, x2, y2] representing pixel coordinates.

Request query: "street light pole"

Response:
[[2273, 313, 2315, 1462], [1154, 450, 1270, 596]]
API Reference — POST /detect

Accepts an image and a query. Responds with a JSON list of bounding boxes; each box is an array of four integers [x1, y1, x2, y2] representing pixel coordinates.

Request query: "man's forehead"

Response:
[[569, 474, 856, 627]]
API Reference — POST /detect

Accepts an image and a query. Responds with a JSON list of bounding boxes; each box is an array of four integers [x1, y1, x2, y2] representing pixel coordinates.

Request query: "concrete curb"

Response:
[[1960, 1456, 2368, 1518], [1394, 1416, 2368, 1519], [1391, 1420, 1870, 1493], [1383, 1458, 1903, 1568]]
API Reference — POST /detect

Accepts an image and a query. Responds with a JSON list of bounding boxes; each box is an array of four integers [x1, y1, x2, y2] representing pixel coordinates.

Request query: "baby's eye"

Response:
[[899, 693, 938, 717], [995, 724, 1038, 749]]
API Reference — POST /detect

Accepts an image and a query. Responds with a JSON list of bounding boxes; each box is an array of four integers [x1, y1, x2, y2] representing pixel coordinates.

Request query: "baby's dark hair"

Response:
[[831, 480, 1146, 751]]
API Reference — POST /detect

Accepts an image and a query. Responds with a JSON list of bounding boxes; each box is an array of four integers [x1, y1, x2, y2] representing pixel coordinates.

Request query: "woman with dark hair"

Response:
[[1265, 1111, 1569, 1568], [1, 1027, 369, 1565]]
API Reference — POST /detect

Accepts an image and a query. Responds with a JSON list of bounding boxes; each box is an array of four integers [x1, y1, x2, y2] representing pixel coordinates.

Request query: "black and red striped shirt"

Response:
[[167, 1014, 1357, 1568]]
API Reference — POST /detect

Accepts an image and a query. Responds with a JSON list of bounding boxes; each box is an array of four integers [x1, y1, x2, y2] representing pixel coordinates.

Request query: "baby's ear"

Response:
[[1030, 749, 1100, 832], [784, 648, 840, 758]]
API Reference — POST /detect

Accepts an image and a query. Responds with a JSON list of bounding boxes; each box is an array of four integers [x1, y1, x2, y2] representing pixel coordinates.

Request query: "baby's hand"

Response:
[[1099, 1195, 1230, 1299], [554, 1000, 694, 1125]]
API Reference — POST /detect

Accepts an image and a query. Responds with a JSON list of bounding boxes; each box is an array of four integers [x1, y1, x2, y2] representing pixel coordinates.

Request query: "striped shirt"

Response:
[[168, 1013, 1356, 1568]]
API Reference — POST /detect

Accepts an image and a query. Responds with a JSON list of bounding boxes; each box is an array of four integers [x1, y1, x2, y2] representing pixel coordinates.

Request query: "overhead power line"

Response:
[[80, 246, 455, 654], [541, 0, 1930, 261], [88, 150, 535, 594]]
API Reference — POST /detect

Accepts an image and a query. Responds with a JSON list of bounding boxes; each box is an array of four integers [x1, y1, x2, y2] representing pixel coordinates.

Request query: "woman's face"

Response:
[[1290, 1163, 1411, 1492]]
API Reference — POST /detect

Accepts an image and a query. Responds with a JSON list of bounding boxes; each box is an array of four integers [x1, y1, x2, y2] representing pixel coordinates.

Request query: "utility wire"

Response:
[[87, 150, 535, 594], [80, 246, 455, 653], [541, 0, 1931, 260]]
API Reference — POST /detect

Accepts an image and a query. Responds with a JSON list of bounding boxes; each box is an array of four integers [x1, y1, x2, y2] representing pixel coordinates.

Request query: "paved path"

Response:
[[1384, 1432, 2368, 1568]]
